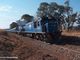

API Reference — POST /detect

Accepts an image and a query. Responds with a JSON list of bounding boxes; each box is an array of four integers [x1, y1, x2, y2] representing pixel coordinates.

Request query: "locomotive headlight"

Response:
[[29, 24, 31, 28]]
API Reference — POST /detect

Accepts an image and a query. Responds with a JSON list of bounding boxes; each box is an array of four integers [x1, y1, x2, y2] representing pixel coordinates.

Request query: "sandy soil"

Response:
[[0, 30, 80, 60]]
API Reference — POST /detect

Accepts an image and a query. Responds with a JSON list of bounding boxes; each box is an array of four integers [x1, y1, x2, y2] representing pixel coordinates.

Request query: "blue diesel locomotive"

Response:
[[7, 16, 62, 43]]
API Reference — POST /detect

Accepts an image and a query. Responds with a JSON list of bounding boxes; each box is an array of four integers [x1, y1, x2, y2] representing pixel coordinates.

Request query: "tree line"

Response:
[[10, 2, 80, 31]]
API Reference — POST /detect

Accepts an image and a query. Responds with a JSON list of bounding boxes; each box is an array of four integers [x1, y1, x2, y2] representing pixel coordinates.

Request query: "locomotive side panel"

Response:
[[48, 20, 58, 33]]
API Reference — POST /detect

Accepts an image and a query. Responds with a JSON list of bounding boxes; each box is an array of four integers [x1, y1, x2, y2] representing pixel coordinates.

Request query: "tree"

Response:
[[70, 13, 77, 26], [10, 22, 18, 29], [21, 14, 33, 23], [76, 13, 80, 28], [37, 2, 78, 30], [37, 2, 49, 17], [58, 5, 65, 15], [49, 2, 58, 14], [65, 13, 77, 30], [77, 13, 80, 24]]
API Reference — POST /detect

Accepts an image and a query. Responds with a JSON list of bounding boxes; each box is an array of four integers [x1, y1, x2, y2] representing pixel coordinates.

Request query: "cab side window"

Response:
[[38, 21, 40, 26], [34, 21, 37, 28], [34, 20, 40, 28]]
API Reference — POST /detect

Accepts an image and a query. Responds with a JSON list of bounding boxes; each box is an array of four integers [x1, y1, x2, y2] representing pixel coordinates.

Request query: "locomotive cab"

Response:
[[41, 16, 61, 33], [41, 16, 62, 42]]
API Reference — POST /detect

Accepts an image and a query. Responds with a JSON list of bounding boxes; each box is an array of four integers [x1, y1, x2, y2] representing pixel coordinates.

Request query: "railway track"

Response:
[[8, 31, 60, 43]]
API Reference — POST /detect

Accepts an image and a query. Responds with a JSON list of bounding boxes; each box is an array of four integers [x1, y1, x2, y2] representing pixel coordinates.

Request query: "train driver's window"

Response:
[[34, 21, 37, 28], [38, 21, 40, 26]]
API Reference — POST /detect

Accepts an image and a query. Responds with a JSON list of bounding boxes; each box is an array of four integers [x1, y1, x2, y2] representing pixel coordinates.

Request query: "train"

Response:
[[7, 16, 62, 43]]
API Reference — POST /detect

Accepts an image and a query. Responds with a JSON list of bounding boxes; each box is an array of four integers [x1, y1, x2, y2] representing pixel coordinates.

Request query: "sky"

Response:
[[0, 0, 80, 29]]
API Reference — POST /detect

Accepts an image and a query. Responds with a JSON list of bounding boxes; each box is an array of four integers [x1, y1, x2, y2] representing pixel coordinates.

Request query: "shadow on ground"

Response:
[[52, 35, 80, 45]]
